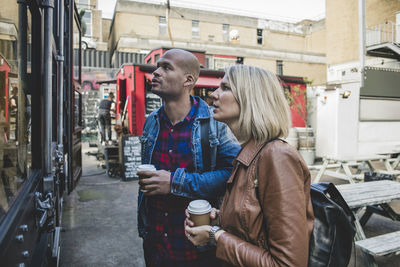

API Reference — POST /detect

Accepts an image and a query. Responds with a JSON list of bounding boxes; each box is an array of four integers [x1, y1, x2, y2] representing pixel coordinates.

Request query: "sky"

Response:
[[98, 0, 325, 23]]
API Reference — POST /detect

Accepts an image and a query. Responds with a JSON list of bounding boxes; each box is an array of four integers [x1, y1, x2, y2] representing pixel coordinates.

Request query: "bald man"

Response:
[[137, 49, 240, 266]]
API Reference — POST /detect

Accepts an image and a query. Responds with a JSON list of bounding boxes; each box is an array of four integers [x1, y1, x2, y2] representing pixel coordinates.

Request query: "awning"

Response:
[[196, 76, 221, 88], [144, 73, 221, 88]]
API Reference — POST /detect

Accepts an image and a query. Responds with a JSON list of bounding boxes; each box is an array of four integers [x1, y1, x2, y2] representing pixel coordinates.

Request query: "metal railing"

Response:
[[366, 20, 399, 46]]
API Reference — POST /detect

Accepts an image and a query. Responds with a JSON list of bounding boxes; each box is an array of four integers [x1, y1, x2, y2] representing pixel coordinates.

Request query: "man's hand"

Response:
[[138, 170, 172, 196]]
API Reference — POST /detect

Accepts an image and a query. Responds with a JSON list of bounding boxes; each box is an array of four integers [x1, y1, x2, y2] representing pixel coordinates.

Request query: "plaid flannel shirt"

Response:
[[144, 97, 216, 266]]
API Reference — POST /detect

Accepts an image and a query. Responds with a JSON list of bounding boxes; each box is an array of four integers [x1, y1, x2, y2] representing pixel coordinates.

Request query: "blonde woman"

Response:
[[185, 65, 314, 267]]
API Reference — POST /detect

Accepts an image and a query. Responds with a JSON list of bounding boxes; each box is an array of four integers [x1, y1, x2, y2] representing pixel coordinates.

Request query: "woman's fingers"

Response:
[[210, 208, 218, 219], [185, 225, 212, 246], [184, 208, 195, 226]]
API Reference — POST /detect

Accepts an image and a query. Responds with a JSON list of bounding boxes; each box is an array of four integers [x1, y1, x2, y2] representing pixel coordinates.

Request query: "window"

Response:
[[222, 24, 229, 42], [192, 20, 200, 39], [82, 10, 92, 37], [276, 60, 283, 75], [78, 0, 89, 5], [0, 2, 32, 222], [154, 54, 160, 63], [159, 16, 167, 36], [257, 29, 263, 45], [77, 0, 90, 8]]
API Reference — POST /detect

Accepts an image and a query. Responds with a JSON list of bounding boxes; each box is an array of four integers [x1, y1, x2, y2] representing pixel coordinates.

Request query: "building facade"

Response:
[[316, 0, 400, 158], [108, 0, 327, 85]]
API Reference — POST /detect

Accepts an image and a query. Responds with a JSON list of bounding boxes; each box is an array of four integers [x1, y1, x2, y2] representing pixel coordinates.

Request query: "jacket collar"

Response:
[[153, 95, 210, 120], [235, 139, 265, 167], [195, 95, 212, 120]]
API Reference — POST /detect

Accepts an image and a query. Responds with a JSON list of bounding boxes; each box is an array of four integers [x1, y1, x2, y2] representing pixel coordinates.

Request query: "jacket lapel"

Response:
[[226, 139, 264, 184]]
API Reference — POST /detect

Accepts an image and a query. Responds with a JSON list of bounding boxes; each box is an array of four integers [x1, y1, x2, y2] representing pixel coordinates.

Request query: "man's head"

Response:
[[108, 92, 114, 99], [151, 49, 200, 100]]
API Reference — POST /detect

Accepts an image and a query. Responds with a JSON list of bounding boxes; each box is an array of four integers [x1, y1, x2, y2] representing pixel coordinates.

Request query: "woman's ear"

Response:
[[184, 73, 195, 87]]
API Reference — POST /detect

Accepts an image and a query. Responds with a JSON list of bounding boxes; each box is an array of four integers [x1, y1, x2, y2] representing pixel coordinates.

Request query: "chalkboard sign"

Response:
[[120, 135, 141, 180]]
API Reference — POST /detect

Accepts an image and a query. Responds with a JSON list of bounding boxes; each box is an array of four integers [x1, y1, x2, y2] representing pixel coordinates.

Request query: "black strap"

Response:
[[200, 119, 211, 172]]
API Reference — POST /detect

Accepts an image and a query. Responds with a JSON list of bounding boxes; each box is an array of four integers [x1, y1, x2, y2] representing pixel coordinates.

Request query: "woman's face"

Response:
[[210, 74, 240, 126]]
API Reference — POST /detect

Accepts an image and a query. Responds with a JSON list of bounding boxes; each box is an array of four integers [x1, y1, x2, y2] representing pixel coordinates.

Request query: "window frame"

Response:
[[159, 16, 167, 36], [192, 20, 200, 39]]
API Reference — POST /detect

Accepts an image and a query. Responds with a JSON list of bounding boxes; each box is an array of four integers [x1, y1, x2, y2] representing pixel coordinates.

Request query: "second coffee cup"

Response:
[[187, 199, 212, 226]]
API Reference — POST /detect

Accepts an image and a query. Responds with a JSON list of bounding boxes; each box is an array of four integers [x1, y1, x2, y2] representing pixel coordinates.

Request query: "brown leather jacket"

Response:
[[216, 139, 314, 267]]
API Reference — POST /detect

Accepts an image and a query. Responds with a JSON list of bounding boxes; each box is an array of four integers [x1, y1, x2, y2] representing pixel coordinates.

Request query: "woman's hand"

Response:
[[185, 225, 212, 246], [184, 208, 219, 228]]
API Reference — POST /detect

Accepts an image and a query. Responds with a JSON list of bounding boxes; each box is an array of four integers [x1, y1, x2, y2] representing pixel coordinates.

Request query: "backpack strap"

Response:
[[200, 119, 211, 172]]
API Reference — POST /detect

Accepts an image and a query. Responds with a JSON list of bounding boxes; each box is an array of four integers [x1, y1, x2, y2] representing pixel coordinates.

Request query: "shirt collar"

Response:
[[158, 95, 198, 125]]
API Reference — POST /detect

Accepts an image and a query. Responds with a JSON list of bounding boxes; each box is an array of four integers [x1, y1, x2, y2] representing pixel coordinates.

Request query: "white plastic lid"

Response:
[[187, 200, 212, 215], [137, 164, 156, 171]]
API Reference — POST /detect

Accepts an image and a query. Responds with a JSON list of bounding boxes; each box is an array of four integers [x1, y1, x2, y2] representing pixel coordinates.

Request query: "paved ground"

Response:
[[60, 143, 400, 267], [60, 143, 145, 267]]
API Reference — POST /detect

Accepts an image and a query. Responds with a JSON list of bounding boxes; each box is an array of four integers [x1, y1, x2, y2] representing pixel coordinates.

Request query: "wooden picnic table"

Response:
[[313, 154, 392, 184], [337, 180, 400, 267]]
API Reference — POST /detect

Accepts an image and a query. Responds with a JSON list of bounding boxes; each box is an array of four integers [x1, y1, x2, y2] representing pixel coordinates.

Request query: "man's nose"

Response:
[[153, 68, 160, 77]]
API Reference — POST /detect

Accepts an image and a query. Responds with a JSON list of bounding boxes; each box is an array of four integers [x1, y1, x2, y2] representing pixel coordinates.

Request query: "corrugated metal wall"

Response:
[[73, 49, 146, 69], [112, 52, 146, 68]]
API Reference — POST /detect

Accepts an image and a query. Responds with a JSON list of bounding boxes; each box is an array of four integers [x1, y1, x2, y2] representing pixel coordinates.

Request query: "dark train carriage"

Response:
[[0, 0, 82, 266]]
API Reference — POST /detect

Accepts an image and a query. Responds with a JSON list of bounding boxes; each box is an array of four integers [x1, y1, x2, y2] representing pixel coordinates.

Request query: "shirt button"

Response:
[[164, 233, 168, 237], [164, 212, 168, 216], [171, 129, 174, 133], [169, 149, 172, 153]]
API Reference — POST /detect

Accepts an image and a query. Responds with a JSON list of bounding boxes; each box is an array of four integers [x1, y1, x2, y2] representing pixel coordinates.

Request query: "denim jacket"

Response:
[[138, 96, 241, 238]]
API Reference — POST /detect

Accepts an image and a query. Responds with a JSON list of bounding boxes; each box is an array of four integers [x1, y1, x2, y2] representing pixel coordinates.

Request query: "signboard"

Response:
[[120, 135, 141, 180]]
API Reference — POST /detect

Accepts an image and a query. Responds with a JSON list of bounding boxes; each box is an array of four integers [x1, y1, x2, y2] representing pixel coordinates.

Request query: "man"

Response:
[[137, 49, 240, 266], [98, 92, 115, 145]]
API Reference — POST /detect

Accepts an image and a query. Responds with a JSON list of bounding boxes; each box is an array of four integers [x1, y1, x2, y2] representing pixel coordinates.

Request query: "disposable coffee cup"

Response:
[[137, 164, 156, 173], [137, 164, 156, 192], [187, 200, 212, 226]]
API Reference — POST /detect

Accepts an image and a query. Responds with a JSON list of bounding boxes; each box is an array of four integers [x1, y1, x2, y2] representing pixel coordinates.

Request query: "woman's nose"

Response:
[[210, 88, 219, 100]]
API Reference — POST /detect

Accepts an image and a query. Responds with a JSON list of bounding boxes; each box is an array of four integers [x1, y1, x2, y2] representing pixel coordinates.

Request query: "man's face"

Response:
[[151, 52, 187, 100]]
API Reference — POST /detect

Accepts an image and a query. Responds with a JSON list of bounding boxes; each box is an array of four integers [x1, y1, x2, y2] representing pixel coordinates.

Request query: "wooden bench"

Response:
[[313, 154, 390, 184], [337, 181, 400, 266], [355, 230, 400, 257]]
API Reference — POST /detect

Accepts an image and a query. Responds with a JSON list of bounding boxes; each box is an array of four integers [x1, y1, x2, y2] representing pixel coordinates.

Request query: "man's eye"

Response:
[[222, 86, 230, 91]]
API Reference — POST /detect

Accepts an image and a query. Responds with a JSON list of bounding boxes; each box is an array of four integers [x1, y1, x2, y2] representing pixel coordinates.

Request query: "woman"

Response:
[[185, 65, 314, 267]]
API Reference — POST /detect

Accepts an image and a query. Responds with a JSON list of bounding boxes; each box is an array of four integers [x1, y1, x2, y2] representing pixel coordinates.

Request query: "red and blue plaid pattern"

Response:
[[144, 97, 216, 266]]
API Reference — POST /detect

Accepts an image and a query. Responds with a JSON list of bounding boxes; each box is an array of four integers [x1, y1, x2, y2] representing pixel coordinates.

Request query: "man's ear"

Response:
[[183, 73, 195, 87]]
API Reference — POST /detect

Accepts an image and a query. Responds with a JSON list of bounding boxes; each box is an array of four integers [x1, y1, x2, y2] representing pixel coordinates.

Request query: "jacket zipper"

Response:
[[238, 162, 249, 240]]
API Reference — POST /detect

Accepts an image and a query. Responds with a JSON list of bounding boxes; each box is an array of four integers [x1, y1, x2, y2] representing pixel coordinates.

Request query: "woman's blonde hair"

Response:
[[225, 65, 291, 145]]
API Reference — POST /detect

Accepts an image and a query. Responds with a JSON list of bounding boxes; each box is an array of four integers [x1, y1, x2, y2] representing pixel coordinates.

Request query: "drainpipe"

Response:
[[358, 0, 366, 87], [43, 0, 55, 175], [396, 12, 400, 43], [57, 0, 64, 150]]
